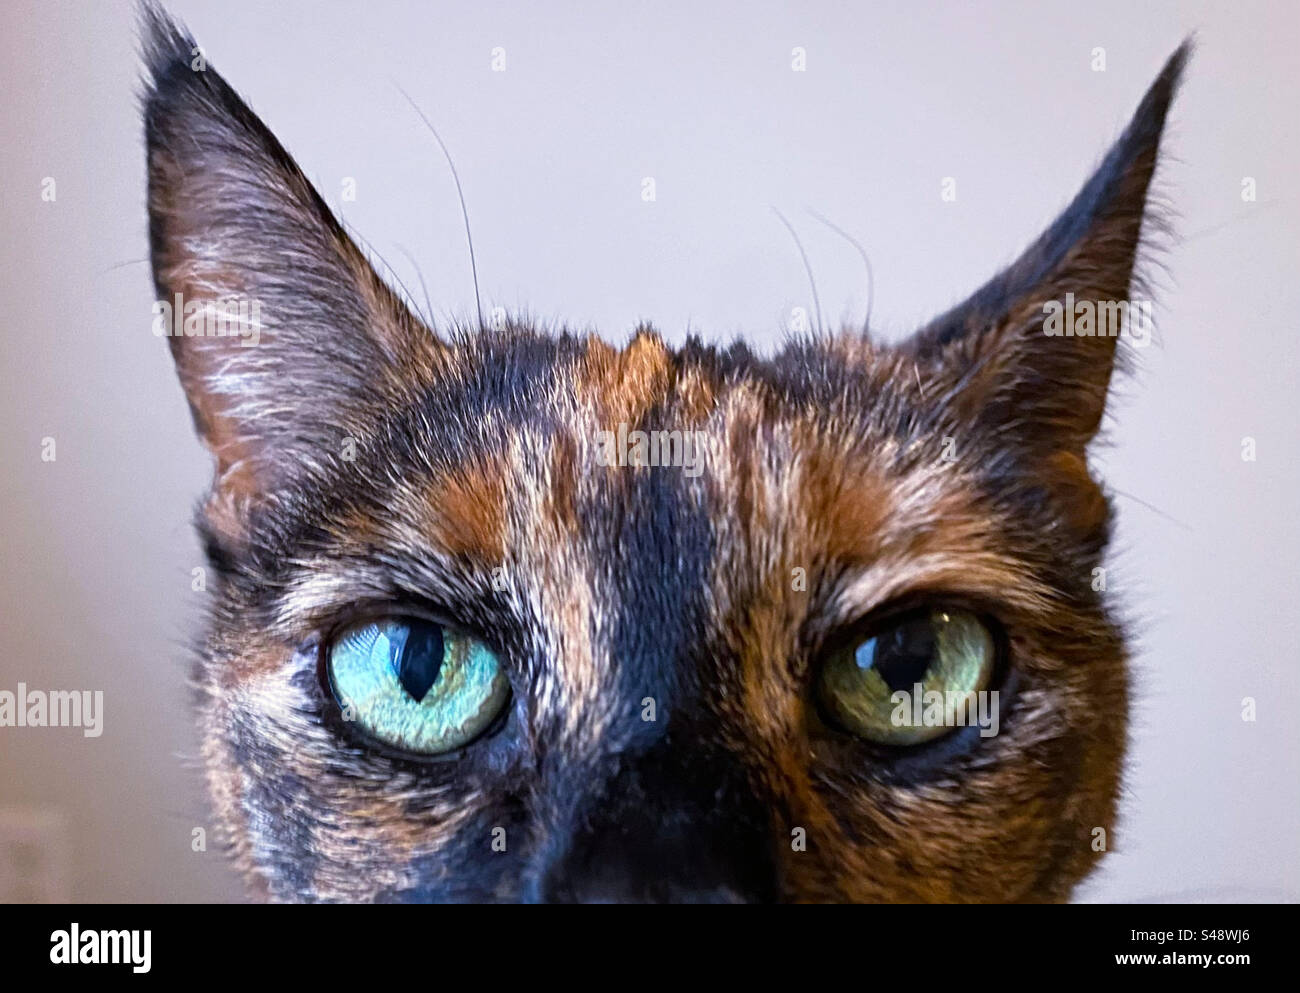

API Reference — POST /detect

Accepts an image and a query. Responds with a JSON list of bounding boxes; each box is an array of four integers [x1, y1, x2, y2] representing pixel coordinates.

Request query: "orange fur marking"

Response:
[[426, 460, 507, 560], [575, 331, 672, 429]]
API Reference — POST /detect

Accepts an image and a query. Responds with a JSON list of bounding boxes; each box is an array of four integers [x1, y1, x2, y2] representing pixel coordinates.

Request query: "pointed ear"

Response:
[[141, 5, 444, 511], [903, 42, 1189, 453]]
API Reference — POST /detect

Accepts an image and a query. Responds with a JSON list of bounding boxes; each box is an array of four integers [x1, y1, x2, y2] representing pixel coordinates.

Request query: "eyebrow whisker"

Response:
[[804, 206, 875, 336], [394, 242, 436, 329], [771, 206, 824, 337], [397, 84, 486, 333]]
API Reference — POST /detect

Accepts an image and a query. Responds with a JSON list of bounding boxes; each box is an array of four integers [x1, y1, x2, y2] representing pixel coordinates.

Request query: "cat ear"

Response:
[[142, 5, 444, 509], [903, 42, 1189, 453]]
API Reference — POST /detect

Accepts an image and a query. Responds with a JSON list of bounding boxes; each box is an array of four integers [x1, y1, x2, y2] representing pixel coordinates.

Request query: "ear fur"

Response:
[[904, 42, 1190, 453], [141, 3, 444, 507]]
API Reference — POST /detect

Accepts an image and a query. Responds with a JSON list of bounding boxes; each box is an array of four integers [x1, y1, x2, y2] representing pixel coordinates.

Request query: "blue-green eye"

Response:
[[327, 617, 509, 756]]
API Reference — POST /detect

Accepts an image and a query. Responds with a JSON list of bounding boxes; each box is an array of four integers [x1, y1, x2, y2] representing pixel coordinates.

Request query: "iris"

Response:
[[327, 617, 509, 755], [818, 608, 995, 745]]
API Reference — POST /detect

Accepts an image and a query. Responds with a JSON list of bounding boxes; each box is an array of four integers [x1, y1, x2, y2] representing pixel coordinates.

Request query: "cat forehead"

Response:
[[428, 325, 872, 414], [368, 327, 917, 549], [281, 325, 1034, 606], [416, 325, 901, 448]]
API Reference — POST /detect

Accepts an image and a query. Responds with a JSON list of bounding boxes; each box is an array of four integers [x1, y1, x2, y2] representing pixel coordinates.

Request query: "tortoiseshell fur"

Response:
[[142, 5, 1186, 902]]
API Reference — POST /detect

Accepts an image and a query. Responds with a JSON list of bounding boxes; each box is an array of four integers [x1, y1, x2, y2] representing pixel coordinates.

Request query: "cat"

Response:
[[141, 3, 1186, 902]]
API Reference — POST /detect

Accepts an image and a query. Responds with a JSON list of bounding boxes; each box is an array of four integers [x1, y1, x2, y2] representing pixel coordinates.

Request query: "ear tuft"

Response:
[[138, 0, 199, 93]]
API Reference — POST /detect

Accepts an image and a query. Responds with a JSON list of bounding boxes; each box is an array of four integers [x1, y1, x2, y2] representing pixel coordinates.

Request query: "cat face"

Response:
[[142, 6, 1185, 902]]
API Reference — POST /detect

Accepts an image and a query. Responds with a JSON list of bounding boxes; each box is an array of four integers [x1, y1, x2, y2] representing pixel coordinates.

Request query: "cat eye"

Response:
[[815, 607, 997, 745], [325, 616, 510, 756]]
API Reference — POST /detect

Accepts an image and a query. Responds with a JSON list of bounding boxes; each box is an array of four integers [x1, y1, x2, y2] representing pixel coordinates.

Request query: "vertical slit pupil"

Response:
[[875, 615, 937, 693], [395, 622, 445, 703]]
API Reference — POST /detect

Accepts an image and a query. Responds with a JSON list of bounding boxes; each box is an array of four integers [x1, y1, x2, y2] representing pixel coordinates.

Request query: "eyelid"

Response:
[[319, 600, 500, 657], [831, 557, 1053, 632], [818, 593, 1003, 659]]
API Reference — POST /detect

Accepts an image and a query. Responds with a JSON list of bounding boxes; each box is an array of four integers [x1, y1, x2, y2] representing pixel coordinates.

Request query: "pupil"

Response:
[[394, 621, 444, 702], [873, 616, 936, 692]]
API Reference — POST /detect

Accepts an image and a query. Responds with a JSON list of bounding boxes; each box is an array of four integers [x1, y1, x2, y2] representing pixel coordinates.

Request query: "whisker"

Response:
[[1110, 487, 1193, 532], [804, 207, 874, 335], [347, 224, 432, 329], [1183, 198, 1283, 243], [770, 206, 823, 337], [103, 257, 151, 274], [394, 242, 436, 328], [396, 84, 485, 333]]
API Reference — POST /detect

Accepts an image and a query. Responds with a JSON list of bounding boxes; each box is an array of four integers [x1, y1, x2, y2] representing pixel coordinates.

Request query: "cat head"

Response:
[[142, 4, 1185, 902]]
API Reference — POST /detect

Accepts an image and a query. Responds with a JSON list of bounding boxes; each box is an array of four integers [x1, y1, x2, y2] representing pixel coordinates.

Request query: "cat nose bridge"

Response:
[[527, 739, 779, 904]]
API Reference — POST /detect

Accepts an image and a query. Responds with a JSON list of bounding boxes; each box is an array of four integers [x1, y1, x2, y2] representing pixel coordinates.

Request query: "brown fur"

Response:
[[426, 462, 508, 561]]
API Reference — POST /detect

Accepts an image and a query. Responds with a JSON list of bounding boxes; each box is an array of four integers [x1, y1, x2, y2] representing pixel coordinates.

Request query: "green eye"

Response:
[[327, 617, 509, 756], [816, 608, 996, 745]]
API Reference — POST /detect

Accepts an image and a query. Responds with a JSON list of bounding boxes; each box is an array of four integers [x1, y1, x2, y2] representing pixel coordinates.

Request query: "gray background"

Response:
[[1, 0, 1296, 902]]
